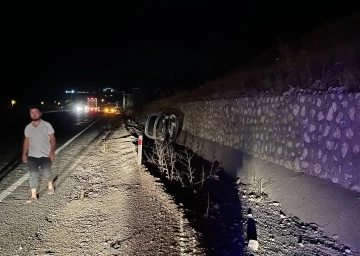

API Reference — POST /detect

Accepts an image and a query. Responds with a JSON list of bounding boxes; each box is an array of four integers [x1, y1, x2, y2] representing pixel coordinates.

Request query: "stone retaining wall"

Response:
[[163, 92, 360, 192]]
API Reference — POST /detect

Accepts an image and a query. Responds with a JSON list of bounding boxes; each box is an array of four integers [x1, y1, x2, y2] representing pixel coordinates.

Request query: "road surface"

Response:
[[0, 117, 203, 255], [0, 110, 102, 178]]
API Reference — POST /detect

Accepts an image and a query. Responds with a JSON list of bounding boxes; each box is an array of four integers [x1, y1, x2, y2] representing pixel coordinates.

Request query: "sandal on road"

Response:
[[48, 188, 55, 195], [27, 197, 37, 204]]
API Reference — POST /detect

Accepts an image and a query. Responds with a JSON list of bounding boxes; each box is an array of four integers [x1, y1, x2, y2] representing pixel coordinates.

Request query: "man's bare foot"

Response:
[[27, 197, 37, 204], [48, 188, 55, 195]]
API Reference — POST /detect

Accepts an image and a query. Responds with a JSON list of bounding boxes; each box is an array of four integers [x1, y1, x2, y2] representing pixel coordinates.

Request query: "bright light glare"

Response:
[[76, 106, 83, 112]]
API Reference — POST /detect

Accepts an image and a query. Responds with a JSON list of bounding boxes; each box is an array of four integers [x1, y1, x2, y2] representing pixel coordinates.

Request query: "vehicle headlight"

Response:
[[76, 106, 83, 112]]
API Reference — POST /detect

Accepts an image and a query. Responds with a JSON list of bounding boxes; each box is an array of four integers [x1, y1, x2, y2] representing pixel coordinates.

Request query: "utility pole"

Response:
[[122, 91, 126, 110]]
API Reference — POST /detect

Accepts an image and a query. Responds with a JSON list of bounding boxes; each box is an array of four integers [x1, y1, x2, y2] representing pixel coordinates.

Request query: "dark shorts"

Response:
[[27, 157, 53, 189], [28, 156, 52, 173]]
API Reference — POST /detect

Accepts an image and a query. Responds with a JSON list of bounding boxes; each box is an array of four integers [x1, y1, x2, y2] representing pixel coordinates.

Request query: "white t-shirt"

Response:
[[24, 120, 55, 158]]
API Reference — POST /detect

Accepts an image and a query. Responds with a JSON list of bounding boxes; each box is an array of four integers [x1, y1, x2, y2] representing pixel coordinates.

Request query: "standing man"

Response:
[[22, 105, 56, 203]]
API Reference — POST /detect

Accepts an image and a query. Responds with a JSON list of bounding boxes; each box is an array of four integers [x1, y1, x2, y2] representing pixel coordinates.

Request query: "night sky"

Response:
[[4, 1, 359, 104]]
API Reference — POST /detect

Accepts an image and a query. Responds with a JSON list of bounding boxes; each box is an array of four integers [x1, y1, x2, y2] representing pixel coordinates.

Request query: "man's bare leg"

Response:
[[31, 189, 37, 198], [27, 189, 37, 203], [28, 159, 39, 203], [48, 181, 54, 194]]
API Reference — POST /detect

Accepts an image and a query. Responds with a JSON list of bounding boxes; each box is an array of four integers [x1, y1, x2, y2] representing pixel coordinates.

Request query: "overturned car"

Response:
[[144, 112, 181, 141]]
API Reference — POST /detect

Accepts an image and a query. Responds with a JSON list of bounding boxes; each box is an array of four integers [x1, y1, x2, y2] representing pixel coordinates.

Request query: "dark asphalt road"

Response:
[[0, 110, 104, 177]]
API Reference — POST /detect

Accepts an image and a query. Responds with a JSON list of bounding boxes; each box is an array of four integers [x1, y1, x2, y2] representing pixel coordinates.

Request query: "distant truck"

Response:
[[74, 97, 100, 113], [86, 97, 99, 112]]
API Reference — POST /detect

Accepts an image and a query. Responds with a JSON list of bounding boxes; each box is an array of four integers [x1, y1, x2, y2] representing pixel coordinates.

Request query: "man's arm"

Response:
[[49, 133, 56, 160], [22, 137, 29, 163]]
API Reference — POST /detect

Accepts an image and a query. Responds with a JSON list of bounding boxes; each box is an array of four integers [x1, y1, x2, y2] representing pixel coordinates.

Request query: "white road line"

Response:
[[55, 116, 102, 154], [0, 175, 29, 203], [43, 110, 70, 113], [0, 115, 103, 203]]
